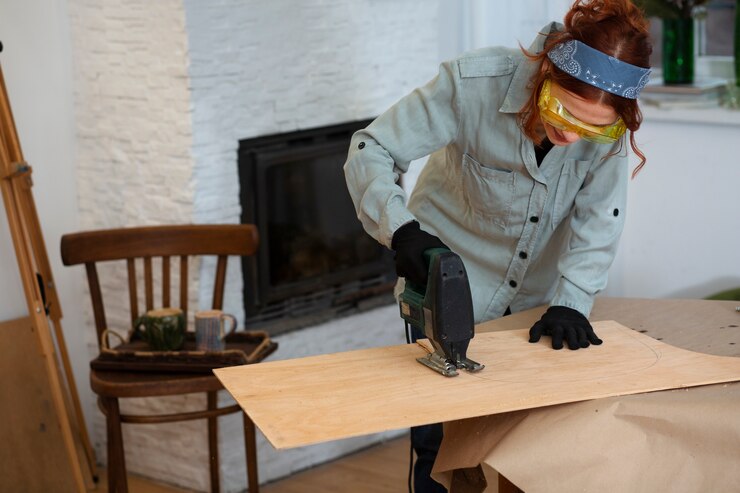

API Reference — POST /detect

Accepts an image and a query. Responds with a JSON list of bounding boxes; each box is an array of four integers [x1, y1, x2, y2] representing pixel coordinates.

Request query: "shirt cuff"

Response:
[[379, 196, 417, 249], [550, 277, 595, 318]]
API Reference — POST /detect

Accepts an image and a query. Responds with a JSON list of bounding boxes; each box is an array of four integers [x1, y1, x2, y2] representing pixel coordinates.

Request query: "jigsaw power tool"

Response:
[[399, 248, 484, 377]]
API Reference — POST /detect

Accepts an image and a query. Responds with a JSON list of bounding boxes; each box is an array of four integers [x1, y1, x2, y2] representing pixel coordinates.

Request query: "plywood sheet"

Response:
[[214, 320, 740, 449]]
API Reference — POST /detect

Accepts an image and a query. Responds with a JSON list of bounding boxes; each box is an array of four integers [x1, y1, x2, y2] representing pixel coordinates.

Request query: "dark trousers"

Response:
[[411, 422, 446, 492], [409, 325, 447, 493], [407, 307, 511, 492]]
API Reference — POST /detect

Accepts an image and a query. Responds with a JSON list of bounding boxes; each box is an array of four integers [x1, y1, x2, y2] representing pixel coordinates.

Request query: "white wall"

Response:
[[604, 108, 740, 299], [436, 0, 572, 60], [0, 0, 94, 440], [459, 0, 571, 51]]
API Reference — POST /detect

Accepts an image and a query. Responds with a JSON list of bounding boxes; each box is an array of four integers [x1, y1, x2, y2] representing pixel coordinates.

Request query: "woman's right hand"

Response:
[[391, 221, 448, 286]]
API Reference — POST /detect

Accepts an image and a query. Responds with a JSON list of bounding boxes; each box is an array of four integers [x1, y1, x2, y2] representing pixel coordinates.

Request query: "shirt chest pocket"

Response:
[[461, 153, 516, 230], [552, 159, 590, 227]]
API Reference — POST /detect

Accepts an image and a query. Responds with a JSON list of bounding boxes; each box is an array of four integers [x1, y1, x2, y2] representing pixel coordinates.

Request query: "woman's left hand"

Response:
[[528, 306, 603, 350]]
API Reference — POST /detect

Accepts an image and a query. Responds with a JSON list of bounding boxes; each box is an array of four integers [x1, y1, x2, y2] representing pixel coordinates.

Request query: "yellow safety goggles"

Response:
[[537, 79, 626, 144]]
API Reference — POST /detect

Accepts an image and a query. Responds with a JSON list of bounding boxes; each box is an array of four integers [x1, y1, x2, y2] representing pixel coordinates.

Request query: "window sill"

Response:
[[640, 103, 740, 127]]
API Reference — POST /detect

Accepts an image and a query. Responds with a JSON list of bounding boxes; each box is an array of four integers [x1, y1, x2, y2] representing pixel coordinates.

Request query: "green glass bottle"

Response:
[[735, 0, 740, 87], [663, 17, 694, 85]]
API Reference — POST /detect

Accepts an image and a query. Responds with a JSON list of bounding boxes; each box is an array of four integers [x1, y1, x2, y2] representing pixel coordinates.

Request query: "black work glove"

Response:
[[391, 221, 448, 287], [528, 306, 603, 350]]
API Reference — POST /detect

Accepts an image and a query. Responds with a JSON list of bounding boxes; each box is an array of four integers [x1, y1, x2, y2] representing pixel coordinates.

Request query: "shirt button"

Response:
[[358, 142, 366, 149], [530, 216, 539, 223], [613, 208, 619, 217], [509, 280, 518, 288], [519, 251, 528, 259]]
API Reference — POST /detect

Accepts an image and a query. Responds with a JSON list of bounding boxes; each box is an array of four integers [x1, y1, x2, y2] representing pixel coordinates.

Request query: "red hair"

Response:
[[519, 0, 652, 177]]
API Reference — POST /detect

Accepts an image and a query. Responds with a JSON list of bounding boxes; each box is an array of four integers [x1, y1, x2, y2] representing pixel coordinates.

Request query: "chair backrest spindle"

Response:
[[162, 255, 171, 308], [127, 258, 138, 323], [212, 255, 228, 310], [180, 255, 189, 320], [144, 257, 153, 311], [85, 262, 108, 347]]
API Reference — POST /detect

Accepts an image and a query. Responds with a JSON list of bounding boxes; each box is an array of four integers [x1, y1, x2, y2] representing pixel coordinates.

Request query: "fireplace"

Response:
[[238, 119, 396, 334]]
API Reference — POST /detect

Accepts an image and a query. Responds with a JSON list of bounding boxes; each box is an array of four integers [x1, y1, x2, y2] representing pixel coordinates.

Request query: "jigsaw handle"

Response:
[[422, 247, 451, 266], [399, 247, 450, 331], [399, 247, 450, 338], [404, 247, 450, 293]]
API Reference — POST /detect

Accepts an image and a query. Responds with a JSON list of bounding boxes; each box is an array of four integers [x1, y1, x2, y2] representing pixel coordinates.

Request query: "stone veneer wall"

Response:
[[68, 1, 207, 486], [69, 0, 440, 491]]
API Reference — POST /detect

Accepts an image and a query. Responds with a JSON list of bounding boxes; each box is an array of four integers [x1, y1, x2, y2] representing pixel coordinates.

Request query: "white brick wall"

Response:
[[69, 0, 440, 491], [68, 0, 209, 489]]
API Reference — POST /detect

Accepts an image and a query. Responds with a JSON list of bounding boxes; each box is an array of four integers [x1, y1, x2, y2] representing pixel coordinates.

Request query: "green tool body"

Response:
[[399, 248, 484, 377]]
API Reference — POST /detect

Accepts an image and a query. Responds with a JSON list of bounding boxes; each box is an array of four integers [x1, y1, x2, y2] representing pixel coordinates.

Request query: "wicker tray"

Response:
[[90, 329, 277, 373]]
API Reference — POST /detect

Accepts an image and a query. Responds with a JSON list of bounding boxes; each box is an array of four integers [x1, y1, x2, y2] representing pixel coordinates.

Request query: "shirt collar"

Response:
[[499, 21, 563, 114]]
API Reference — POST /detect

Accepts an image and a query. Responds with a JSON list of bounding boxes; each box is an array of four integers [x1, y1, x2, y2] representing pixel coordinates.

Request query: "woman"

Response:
[[344, 0, 652, 491]]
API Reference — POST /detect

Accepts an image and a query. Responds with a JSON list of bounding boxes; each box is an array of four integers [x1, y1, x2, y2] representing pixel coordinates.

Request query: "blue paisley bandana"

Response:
[[547, 39, 651, 99]]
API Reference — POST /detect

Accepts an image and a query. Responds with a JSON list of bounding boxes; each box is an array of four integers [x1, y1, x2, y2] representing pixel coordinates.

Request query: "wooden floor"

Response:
[[263, 437, 410, 493], [94, 436, 411, 493]]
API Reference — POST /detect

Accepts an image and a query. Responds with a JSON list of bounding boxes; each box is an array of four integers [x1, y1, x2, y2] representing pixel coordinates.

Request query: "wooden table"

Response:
[[436, 297, 740, 493], [214, 297, 740, 491]]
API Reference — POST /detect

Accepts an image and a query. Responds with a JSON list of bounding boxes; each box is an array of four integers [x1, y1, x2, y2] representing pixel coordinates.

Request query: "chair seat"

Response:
[[91, 370, 224, 398]]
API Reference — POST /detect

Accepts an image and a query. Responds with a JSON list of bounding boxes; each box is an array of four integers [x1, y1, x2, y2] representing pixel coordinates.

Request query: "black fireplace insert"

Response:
[[238, 119, 396, 334]]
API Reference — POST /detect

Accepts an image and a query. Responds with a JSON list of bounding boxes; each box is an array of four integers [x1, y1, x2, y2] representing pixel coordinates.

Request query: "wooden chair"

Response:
[[60, 224, 265, 493]]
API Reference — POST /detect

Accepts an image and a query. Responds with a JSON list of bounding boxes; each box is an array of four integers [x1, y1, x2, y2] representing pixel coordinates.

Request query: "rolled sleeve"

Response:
[[344, 60, 461, 247], [551, 145, 629, 317]]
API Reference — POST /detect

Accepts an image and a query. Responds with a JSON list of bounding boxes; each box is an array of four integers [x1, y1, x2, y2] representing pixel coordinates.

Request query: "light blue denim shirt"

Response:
[[344, 23, 628, 322]]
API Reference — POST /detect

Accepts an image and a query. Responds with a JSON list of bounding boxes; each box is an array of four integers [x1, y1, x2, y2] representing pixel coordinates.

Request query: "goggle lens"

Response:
[[538, 79, 626, 144]]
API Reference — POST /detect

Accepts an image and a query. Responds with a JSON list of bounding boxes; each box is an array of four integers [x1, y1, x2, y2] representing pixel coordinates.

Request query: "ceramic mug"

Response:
[[194, 310, 237, 352], [134, 307, 186, 351]]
